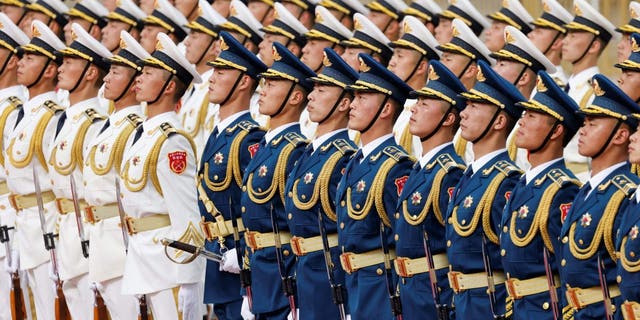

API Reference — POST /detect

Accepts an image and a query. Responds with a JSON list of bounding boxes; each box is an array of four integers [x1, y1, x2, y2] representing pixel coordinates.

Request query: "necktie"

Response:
[[455, 166, 474, 197], [13, 106, 24, 129], [55, 111, 67, 138], [132, 125, 144, 145], [211, 126, 219, 138], [571, 182, 591, 210], [345, 150, 363, 177], [564, 82, 570, 93], [99, 119, 110, 134]]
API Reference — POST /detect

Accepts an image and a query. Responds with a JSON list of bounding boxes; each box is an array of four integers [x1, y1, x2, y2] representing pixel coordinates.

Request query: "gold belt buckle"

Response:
[[214, 215, 228, 236], [245, 231, 259, 250], [448, 271, 461, 293], [8, 194, 19, 211], [395, 257, 410, 277], [566, 287, 583, 310], [125, 216, 137, 235], [340, 252, 354, 274], [290, 236, 304, 256], [84, 206, 97, 224], [55, 198, 66, 214], [505, 278, 521, 299]]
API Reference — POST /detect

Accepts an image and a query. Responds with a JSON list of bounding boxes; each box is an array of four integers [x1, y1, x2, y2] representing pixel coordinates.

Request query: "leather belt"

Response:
[[565, 285, 621, 310], [290, 234, 338, 256], [0, 181, 9, 195], [505, 274, 560, 299], [124, 214, 171, 235], [244, 230, 291, 250], [8, 191, 55, 210], [84, 204, 119, 224], [340, 249, 396, 274], [622, 300, 640, 320], [394, 253, 449, 278], [448, 270, 506, 293], [201, 217, 245, 240], [55, 198, 88, 215]]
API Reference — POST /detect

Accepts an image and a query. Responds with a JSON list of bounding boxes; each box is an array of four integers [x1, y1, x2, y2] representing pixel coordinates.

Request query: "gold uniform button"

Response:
[[562, 236, 568, 244], [461, 219, 466, 225], [394, 234, 399, 241], [631, 251, 636, 258], [214, 175, 219, 180], [341, 201, 345, 207], [301, 195, 306, 200], [241, 206, 246, 213], [395, 212, 400, 219], [283, 250, 290, 256], [517, 229, 522, 235], [376, 268, 383, 275], [503, 226, 508, 233], [447, 240, 451, 247], [340, 222, 344, 229], [242, 186, 247, 192], [288, 213, 292, 220], [448, 217, 453, 224], [500, 249, 506, 256], [542, 302, 549, 310], [617, 275, 622, 283], [288, 192, 293, 197], [578, 239, 583, 245], [561, 259, 566, 266], [355, 204, 361, 209]]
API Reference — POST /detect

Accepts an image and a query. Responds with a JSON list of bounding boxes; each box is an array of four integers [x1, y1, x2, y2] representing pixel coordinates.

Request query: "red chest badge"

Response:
[[447, 187, 455, 201], [395, 176, 408, 196], [559, 203, 572, 223], [168, 151, 187, 174], [248, 143, 260, 158], [504, 191, 512, 202]]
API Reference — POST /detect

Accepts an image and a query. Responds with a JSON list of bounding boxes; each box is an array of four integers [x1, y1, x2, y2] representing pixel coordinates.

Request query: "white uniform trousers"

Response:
[[100, 276, 138, 320], [26, 262, 55, 320], [62, 272, 91, 319]]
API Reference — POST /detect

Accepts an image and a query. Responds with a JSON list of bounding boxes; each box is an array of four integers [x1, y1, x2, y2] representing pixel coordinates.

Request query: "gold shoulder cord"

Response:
[[7, 109, 56, 171], [49, 117, 93, 175], [620, 236, 640, 272], [246, 143, 295, 204], [346, 158, 396, 227], [453, 136, 467, 158], [568, 190, 625, 261], [509, 183, 560, 252], [398, 124, 413, 155], [291, 151, 343, 221], [578, 87, 594, 110], [507, 127, 519, 161], [0, 97, 21, 167], [88, 121, 137, 175], [201, 130, 249, 192], [402, 168, 447, 226]]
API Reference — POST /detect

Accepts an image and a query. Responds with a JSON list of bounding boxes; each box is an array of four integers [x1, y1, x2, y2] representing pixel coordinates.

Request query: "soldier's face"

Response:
[[387, 47, 422, 82], [139, 0, 155, 15], [209, 67, 243, 104], [184, 31, 216, 65], [104, 64, 137, 100], [57, 56, 89, 90], [617, 33, 632, 64], [618, 70, 640, 101], [629, 125, 640, 163], [434, 18, 452, 45], [134, 66, 168, 102], [562, 31, 594, 64], [173, 0, 198, 18], [348, 91, 386, 131], [577, 116, 620, 157], [140, 25, 167, 53], [64, 17, 94, 45], [459, 101, 499, 141], [528, 27, 560, 54], [102, 20, 133, 52], [258, 33, 290, 67], [409, 97, 451, 137], [367, 11, 391, 33], [301, 39, 333, 72], [439, 52, 471, 79], [17, 53, 50, 86], [341, 47, 371, 72], [515, 110, 557, 150], [492, 59, 527, 85], [258, 78, 293, 115], [212, 0, 231, 18], [307, 83, 344, 122], [0, 5, 26, 25], [19, 11, 50, 36], [484, 20, 507, 53], [248, 2, 274, 25]]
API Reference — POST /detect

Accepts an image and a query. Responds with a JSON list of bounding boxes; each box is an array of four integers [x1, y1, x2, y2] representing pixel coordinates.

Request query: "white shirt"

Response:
[[419, 142, 452, 169], [470, 148, 507, 175], [525, 158, 562, 185], [361, 133, 393, 161], [585, 161, 626, 199], [312, 129, 347, 152], [213, 110, 250, 138], [264, 122, 297, 143]]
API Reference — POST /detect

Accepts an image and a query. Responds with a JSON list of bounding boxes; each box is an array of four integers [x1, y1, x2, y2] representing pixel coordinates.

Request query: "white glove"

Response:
[[346, 315, 351, 320], [3, 249, 18, 273], [219, 248, 240, 274], [241, 295, 255, 320], [178, 282, 200, 320], [286, 308, 300, 320], [47, 261, 58, 281]]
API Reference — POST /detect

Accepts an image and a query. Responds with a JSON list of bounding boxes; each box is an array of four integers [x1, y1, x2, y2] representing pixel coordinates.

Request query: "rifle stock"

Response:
[[10, 272, 25, 320], [138, 295, 152, 320], [93, 288, 108, 320], [55, 280, 70, 320]]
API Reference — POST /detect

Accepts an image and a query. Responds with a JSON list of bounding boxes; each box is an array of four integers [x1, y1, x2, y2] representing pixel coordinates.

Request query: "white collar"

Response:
[[568, 66, 599, 87], [419, 142, 452, 168], [66, 98, 100, 120], [215, 110, 249, 137], [312, 129, 347, 152], [471, 148, 507, 174], [526, 158, 563, 185], [265, 122, 297, 143], [0, 85, 25, 100], [586, 161, 626, 198], [361, 133, 393, 160]]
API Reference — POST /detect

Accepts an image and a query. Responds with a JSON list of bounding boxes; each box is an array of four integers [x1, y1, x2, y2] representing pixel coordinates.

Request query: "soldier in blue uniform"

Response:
[[284, 48, 358, 320], [393, 60, 466, 319], [445, 60, 525, 319], [240, 42, 315, 319], [559, 74, 640, 320], [500, 71, 582, 319], [335, 53, 413, 320], [615, 32, 640, 102], [198, 32, 267, 320]]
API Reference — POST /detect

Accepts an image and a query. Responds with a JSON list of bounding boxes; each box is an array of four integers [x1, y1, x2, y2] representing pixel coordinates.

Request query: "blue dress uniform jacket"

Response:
[[559, 164, 638, 320], [335, 137, 413, 320], [500, 160, 580, 320], [240, 124, 307, 316], [394, 144, 464, 320], [284, 130, 356, 320], [445, 151, 521, 319], [198, 112, 265, 305], [616, 191, 640, 319]]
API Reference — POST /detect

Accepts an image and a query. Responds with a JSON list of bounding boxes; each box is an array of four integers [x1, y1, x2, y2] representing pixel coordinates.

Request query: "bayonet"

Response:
[[69, 174, 89, 258]]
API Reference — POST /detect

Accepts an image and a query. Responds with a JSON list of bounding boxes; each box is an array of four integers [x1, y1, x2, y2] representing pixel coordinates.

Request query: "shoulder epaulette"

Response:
[[83, 108, 106, 122], [491, 160, 523, 177], [382, 146, 410, 162], [609, 174, 638, 197], [237, 120, 263, 133], [125, 113, 143, 127], [7, 96, 22, 108], [283, 132, 307, 146], [435, 153, 465, 172], [43, 100, 64, 113], [160, 122, 177, 137], [332, 139, 356, 155], [547, 168, 581, 187]]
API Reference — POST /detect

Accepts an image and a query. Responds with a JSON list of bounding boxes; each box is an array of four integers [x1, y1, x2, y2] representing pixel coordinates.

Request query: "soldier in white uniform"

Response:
[[139, 0, 188, 53], [63, 0, 109, 44], [562, 0, 618, 181], [6, 20, 65, 320], [0, 0, 28, 26], [179, 0, 226, 160], [119, 32, 205, 320], [101, 0, 146, 53], [47, 23, 112, 319], [0, 13, 28, 320], [616, 1, 640, 64], [83, 30, 148, 320]]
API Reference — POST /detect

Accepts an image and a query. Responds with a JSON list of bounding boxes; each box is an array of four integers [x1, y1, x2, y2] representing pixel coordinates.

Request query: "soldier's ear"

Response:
[[612, 123, 631, 145]]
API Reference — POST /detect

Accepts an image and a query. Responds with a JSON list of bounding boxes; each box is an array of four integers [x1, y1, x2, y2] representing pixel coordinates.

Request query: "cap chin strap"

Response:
[[27, 58, 52, 89], [259, 8, 273, 24], [528, 120, 560, 154], [0, 51, 14, 75], [402, 56, 424, 83], [542, 30, 562, 55], [269, 81, 297, 117], [67, 60, 92, 93], [147, 74, 174, 105], [571, 33, 597, 66], [218, 72, 245, 106], [455, 58, 474, 79], [471, 106, 501, 144], [318, 90, 346, 124], [360, 94, 390, 134], [113, 70, 141, 102], [420, 105, 453, 142], [512, 64, 528, 86], [194, 36, 216, 66], [592, 119, 622, 159]]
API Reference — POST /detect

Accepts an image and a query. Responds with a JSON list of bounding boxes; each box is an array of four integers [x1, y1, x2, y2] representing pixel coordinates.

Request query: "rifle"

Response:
[[2, 215, 25, 320], [228, 197, 252, 309], [480, 232, 506, 320], [422, 227, 449, 320], [268, 204, 297, 320], [92, 287, 108, 320], [69, 175, 89, 258], [542, 247, 560, 320], [380, 221, 402, 320], [317, 208, 346, 320], [597, 254, 614, 320], [33, 165, 69, 320], [114, 176, 153, 320]]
